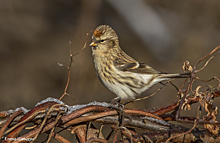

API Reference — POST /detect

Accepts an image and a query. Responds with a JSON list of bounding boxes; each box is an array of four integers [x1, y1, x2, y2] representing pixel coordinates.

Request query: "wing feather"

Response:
[[114, 61, 161, 74], [112, 50, 161, 74]]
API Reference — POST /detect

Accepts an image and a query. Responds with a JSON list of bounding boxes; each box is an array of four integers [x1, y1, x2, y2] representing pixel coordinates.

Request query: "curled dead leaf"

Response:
[[182, 60, 193, 72]]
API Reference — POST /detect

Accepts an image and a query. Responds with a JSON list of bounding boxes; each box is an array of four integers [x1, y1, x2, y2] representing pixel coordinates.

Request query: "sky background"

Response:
[[0, 0, 219, 114]]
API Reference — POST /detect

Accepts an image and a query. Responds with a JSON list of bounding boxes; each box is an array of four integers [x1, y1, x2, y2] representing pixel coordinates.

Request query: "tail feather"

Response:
[[159, 72, 190, 79]]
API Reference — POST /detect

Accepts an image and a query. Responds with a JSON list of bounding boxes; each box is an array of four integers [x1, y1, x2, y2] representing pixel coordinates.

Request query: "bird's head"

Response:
[[90, 25, 119, 54]]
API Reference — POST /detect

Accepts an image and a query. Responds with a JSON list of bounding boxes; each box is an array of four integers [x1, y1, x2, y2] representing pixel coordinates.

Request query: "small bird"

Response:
[[90, 25, 189, 101]]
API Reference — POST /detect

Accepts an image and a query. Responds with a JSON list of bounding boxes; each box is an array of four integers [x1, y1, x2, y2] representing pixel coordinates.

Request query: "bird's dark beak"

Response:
[[90, 42, 97, 47]]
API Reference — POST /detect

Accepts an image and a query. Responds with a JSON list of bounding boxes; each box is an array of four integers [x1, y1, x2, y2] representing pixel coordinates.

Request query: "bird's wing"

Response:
[[114, 62, 161, 74], [112, 50, 161, 74]]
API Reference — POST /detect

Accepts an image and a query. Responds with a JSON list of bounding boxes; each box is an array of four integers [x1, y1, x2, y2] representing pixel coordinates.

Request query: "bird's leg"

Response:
[[110, 97, 130, 127]]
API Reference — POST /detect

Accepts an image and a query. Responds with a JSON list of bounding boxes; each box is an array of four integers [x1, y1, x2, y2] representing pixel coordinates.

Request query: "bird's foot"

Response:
[[110, 97, 126, 126], [110, 97, 124, 108]]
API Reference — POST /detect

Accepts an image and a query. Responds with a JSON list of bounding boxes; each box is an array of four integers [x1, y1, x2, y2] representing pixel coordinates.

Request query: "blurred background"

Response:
[[0, 0, 219, 113]]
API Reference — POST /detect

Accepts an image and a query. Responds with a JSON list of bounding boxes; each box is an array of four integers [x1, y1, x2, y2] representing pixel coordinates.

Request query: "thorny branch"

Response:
[[0, 46, 219, 142]]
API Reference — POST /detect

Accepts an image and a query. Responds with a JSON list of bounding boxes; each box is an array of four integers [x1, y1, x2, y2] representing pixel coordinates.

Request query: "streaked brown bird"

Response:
[[90, 25, 189, 101]]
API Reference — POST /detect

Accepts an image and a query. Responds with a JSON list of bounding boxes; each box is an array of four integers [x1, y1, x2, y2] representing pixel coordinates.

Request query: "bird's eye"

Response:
[[100, 40, 105, 43]]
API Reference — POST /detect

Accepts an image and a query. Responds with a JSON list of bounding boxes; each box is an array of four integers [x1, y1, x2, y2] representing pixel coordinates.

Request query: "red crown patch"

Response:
[[93, 30, 102, 37]]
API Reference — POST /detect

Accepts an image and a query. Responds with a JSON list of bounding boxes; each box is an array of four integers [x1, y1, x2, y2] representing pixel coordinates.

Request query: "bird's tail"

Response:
[[159, 72, 191, 79]]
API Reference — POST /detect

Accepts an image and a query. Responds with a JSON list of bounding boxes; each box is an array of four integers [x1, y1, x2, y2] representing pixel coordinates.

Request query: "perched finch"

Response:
[[90, 25, 189, 101]]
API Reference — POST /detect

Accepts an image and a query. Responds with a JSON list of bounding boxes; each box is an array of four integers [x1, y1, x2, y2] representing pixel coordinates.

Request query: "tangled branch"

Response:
[[0, 46, 219, 142]]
